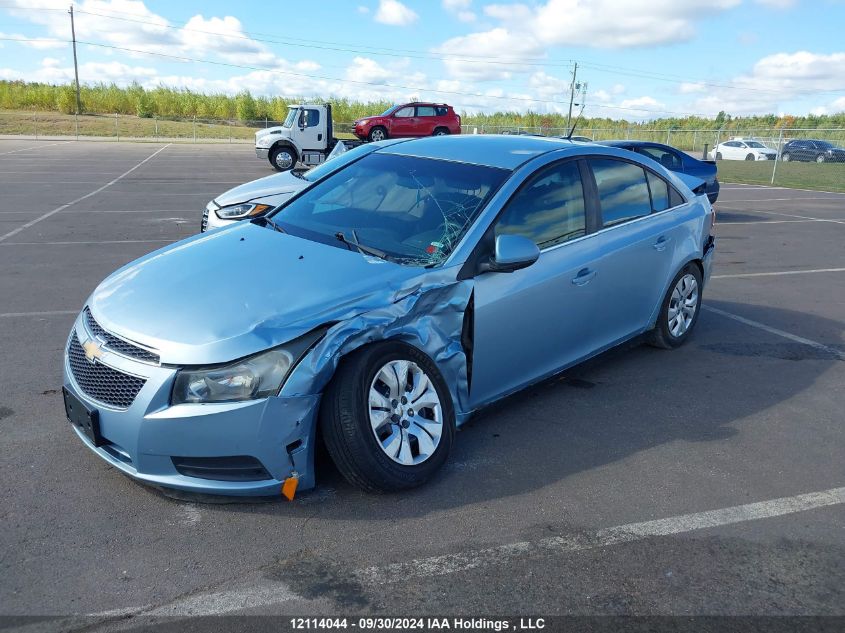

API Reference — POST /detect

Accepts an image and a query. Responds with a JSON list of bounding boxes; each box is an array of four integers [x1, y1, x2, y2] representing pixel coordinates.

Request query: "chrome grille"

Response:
[[67, 331, 146, 409], [84, 307, 159, 364]]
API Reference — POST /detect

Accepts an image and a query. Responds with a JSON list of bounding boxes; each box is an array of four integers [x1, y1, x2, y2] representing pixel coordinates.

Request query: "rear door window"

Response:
[[646, 171, 670, 211], [495, 161, 586, 249], [416, 106, 437, 117], [590, 159, 653, 227]]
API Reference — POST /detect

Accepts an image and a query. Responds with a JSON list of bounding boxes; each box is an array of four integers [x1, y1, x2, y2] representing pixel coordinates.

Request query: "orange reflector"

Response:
[[281, 476, 298, 501]]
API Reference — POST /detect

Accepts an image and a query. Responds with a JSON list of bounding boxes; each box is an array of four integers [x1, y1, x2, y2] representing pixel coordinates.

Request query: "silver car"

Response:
[[64, 135, 715, 497]]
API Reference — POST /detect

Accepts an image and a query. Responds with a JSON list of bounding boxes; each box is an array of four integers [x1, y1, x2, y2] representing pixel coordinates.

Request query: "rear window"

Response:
[[435, 106, 449, 116], [590, 159, 652, 228]]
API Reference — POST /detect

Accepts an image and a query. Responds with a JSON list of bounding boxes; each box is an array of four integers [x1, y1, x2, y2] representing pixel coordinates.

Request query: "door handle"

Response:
[[653, 236, 672, 251], [571, 268, 597, 286]]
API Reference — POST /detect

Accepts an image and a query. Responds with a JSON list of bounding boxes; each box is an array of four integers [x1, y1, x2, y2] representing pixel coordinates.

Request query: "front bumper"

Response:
[[255, 147, 270, 160], [62, 321, 319, 496]]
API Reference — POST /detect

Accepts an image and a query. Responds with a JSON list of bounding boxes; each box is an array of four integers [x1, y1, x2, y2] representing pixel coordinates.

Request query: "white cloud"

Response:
[[442, 0, 476, 21], [434, 28, 545, 80], [679, 82, 707, 94], [374, 0, 419, 26], [433, 0, 742, 84], [1, 0, 320, 76], [754, 0, 797, 8]]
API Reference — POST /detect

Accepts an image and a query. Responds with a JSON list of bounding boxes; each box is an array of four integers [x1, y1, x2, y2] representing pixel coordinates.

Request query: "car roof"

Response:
[[376, 134, 580, 170]]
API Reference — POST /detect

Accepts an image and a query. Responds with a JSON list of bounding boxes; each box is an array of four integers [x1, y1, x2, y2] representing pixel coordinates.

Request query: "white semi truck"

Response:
[[254, 103, 364, 171]]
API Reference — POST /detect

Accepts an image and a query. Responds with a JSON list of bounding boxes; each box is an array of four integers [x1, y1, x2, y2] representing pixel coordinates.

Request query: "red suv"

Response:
[[352, 103, 462, 142]]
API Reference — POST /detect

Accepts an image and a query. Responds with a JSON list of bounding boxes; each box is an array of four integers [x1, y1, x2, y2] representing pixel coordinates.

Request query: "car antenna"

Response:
[[565, 102, 587, 140]]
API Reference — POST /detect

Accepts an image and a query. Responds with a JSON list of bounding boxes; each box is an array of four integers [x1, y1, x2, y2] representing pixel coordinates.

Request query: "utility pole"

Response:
[[566, 62, 578, 129], [69, 5, 82, 115]]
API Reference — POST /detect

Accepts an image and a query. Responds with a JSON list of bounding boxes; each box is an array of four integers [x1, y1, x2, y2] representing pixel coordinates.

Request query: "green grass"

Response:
[[716, 159, 845, 193], [0, 110, 355, 141]]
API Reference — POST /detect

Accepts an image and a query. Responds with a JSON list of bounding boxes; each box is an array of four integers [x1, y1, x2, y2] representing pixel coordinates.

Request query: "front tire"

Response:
[[782, 152, 791, 162], [745, 153, 755, 161], [648, 264, 703, 350], [715, 152, 722, 160], [368, 126, 387, 142], [816, 154, 826, 163], [320, 341, 455, 493], [269, 145, 296, 172]]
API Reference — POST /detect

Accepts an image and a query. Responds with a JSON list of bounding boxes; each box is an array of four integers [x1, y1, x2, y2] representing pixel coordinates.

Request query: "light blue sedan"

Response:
[[62, 135, 715, 496]]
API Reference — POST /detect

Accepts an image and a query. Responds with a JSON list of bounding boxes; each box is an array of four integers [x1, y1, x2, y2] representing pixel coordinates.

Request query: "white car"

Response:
[[202, 140, 406, 232], [712, 139, 777, 161]]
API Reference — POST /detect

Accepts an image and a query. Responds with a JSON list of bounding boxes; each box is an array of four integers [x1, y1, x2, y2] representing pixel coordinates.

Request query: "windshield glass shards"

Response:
[[269, 153, 509, 266]]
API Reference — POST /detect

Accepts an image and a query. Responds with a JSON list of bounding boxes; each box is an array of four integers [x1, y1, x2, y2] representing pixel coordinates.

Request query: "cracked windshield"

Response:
[[270, 153, 509, 265]]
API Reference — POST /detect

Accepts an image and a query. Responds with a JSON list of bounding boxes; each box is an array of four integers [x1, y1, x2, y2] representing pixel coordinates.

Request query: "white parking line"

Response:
[[714, 207, 845, 225], [355, 487, 845, 584], [0, 144, 171, 244], [721, 183, 845, 196], [0, 141, 69, 156], [0, 239, 176, 246], [703, 305, 845, 361], [80, 486, 845, 619], [712, 268, 845, 279], [0, 310, 77, 318], [718, 197, 844, 203], [720, 220, 843, 225]]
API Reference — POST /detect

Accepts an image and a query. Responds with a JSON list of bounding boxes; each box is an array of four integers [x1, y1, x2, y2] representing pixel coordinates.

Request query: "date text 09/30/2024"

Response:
[[289, 618, 547, 630]]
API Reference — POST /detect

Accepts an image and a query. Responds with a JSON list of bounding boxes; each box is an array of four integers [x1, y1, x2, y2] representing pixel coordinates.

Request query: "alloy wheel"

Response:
[[668, 273, 699, 338], [369, 360, 443, 466]]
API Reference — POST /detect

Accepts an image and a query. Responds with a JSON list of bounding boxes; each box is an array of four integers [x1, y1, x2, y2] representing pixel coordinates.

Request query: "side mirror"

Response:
[[480, 234, 540, 274], [298, 111, 307, 129]]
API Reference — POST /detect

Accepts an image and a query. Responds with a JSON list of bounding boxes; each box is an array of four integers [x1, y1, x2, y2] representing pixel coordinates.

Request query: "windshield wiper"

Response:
[[261, 216, 285, 234], [335, 230, 390, 261]]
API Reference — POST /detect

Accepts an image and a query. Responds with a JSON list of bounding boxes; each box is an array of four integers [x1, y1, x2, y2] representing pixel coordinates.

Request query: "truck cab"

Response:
[[255, 104, 361, 171]]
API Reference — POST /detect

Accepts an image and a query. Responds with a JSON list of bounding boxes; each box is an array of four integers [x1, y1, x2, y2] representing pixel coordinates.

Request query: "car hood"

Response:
[[355, 115, 383, 124], [214, 171, 309, 208], [88, 223, 427, 365]]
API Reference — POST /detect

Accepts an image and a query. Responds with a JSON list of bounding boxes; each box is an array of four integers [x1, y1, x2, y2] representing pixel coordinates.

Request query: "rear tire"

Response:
[[745, 153, 755, 161], [269, 145, 296, 172], [320, 341, 455, 493], [715, 152, 722, 160], [368, 126, 387, 142], [433, 127, 449, 136], [648, 263, 703, 350], [781, 153, 791, 162]]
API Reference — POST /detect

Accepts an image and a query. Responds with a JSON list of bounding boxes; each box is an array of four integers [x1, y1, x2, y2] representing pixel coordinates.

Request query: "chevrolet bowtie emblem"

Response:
[[82, 338, 104, 363]]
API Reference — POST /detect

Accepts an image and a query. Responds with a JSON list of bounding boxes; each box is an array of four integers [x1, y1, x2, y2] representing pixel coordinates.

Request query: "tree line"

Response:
[[2, 80, 844, 129]]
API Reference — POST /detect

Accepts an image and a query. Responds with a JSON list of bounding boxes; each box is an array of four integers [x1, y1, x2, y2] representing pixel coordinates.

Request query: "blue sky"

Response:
[[1, 0, 844, 119]]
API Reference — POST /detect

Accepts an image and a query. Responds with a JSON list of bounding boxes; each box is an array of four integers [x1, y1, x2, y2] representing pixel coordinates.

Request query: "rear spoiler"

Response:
[[675, 172, 707, 197]]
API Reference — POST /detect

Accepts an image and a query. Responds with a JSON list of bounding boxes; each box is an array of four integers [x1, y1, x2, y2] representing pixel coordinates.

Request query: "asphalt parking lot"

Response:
[[0, 140, 843, 626]]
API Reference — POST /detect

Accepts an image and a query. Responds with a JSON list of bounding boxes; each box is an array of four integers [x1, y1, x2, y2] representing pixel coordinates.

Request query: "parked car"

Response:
[[63, 136, 715, 497], [352, 103, 461, 141], [780, 139, 845, 163], [711, 139, 777, 161], [204, 140, 409, 231], [599, 140, 720, 204], [255, 103, 366, 172]]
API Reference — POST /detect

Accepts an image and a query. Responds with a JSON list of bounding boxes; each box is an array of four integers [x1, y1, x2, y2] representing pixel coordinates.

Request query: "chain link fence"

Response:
[[2, 111, 843, 192]]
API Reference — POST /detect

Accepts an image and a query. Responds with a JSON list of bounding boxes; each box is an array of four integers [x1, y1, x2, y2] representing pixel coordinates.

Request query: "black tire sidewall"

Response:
[[655, 264, 703, 348], [322, 341, 455, 491]]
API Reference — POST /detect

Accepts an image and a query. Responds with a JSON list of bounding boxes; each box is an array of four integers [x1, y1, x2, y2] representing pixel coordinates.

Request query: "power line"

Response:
[[3, 2, 842, 97]]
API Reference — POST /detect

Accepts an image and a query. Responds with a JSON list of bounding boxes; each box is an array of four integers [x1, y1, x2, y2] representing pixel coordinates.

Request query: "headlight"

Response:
[[215, 203, 272, 219], [171, 330, 324, 405]]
